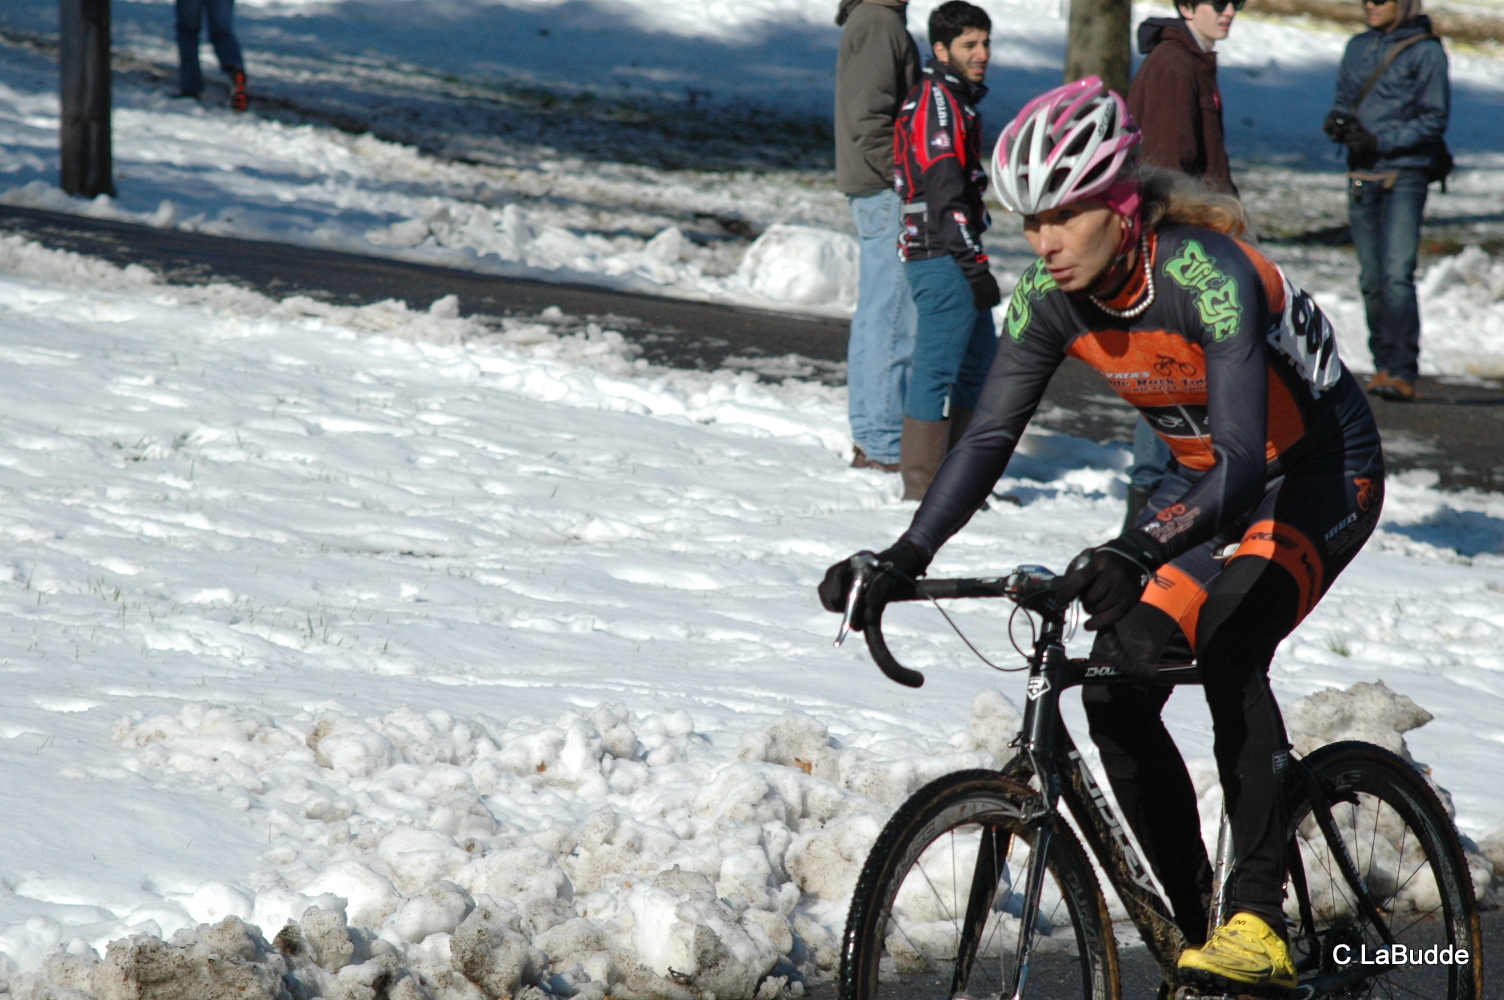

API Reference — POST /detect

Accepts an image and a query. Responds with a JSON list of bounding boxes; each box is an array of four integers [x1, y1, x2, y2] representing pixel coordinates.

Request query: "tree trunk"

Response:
[[60, 0, 114, 198], [1064, 0, 1132, 95]]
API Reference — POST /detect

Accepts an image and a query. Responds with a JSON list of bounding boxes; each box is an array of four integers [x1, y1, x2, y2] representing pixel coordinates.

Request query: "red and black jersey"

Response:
[[893, 60, 991, 283], [899, 224, 1382, 564]]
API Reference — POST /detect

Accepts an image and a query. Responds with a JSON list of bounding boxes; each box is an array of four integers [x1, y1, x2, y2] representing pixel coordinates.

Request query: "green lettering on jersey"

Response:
[[1004, 260, 1057, 341], [1164, 240, 1241, 341]]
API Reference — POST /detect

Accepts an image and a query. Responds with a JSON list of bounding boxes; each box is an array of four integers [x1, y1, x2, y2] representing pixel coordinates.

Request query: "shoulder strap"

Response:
[[1355, 33, 1435, 108]]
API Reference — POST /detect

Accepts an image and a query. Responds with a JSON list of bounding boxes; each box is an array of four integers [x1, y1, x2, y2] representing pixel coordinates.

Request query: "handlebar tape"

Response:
[[862, 601, 926, 688]]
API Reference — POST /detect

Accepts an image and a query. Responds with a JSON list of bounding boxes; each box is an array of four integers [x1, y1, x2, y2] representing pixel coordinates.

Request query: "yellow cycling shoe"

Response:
[[1177, 912, 1298, 995]]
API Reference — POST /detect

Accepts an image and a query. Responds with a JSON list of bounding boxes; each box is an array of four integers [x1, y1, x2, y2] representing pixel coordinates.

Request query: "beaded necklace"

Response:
[[1087, 233, 1154, 319]]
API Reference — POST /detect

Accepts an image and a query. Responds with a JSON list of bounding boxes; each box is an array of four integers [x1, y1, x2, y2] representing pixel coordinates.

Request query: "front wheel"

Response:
[[1286, 741, 1484, 1000], [839, 769, 1119, 999]]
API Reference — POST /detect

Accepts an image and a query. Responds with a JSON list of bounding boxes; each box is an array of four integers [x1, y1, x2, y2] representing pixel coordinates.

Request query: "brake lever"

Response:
[[834, 551, 880, 647]]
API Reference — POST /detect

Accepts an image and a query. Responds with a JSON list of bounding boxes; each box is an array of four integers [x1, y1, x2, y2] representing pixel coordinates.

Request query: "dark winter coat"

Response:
[[1331, 16, 1449, 173], [1127, 18, 1236, 194], [835, 0, 922, 196], [893, 60, 990, 283]]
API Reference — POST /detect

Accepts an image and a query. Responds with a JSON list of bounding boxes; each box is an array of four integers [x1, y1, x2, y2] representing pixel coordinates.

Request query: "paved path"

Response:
[[4, 204, 1504, 492]]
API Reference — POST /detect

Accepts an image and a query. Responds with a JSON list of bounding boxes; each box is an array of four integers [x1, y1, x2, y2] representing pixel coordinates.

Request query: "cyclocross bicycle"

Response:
[[831, 556, 1483, 1000]]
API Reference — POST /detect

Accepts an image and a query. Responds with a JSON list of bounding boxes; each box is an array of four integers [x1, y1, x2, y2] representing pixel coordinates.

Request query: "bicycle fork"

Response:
[[1004, 627, 1068, 1000]]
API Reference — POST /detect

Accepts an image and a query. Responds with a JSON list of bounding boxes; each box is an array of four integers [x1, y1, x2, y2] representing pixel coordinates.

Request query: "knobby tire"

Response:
[[839, 769, 1120, 1000], [1287, 741, 1483, 1000]]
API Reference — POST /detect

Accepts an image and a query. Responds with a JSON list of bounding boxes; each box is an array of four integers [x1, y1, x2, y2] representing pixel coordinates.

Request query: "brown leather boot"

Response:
[[948, 406, 975, 449], [900, 417, 951, 501]]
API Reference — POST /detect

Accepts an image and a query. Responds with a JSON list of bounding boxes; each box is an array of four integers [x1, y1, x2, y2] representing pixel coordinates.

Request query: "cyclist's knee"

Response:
[[1196, 556, 1300, 657]]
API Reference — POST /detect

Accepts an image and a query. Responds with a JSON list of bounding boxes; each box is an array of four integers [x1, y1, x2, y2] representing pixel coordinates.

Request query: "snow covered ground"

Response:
[[4, 0, 1504, 367], [0, 233, 1501, 997], [2, 0, 1504, 993]]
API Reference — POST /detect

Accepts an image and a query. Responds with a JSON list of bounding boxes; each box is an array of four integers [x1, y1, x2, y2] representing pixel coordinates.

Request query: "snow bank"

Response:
[[0, 700, 1013, 999], [8, 686, 1490, 997], [733, 226, 858, 311], [1285, 680, 1434, 760], [1414, 245, 1504, 376]]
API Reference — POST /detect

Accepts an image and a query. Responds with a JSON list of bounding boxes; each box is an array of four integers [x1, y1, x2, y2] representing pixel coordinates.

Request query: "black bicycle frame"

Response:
[[847, 564, 1398, 998]]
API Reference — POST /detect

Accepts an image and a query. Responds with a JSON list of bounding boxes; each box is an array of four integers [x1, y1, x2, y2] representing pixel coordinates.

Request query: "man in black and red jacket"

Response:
[[892, 0, 1000, 500]]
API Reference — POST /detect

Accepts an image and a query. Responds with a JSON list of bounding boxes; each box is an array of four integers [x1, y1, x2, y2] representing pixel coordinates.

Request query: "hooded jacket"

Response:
[[835, 0, 922, 195], [1127, 17, 1236, 194], [1331, 15, 1449, 173], [893, 59, 991, 283]]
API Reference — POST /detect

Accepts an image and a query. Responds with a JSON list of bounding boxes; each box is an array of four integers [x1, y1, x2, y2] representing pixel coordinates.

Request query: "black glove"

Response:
[[1322, 110, 1353, 143], [818, 541, 930, 631], [970, 272, 1002, 312], [1057, 530, 1167, 631], [1346, 128, 1380, 169]]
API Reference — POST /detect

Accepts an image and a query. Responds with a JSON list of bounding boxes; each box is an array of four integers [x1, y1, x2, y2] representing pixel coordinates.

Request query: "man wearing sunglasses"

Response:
[[1324, 0, 1450, 403], [1120, 0, 1240, 532]]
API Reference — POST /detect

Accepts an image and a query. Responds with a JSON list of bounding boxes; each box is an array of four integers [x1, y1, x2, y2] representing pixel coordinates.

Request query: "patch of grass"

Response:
[[1326, 633, 1353, 657]]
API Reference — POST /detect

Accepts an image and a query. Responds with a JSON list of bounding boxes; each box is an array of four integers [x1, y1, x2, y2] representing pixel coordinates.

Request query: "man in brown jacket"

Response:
[[835, 0, 922, 472], [1127, 0, 1240, 194], [1120, 0, 1240, 530]]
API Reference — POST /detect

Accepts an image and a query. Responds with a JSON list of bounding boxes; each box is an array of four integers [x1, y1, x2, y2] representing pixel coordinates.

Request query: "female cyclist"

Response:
[[820, 77, 1384, 995]]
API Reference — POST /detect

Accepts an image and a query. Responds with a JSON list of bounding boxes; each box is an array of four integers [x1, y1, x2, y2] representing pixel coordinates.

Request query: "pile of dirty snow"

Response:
[[5, 700, 1025, 999]]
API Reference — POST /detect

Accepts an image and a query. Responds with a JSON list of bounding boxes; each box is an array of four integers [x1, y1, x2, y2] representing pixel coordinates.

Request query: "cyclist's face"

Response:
[[1021, 202, 1125, 293]]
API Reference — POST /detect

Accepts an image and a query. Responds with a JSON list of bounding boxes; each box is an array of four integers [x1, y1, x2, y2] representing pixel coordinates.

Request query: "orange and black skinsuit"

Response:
[[898, 223, 1385, 942]]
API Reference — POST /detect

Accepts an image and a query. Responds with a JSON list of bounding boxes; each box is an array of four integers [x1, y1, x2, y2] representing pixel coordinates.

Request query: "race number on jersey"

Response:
[[1269, 276, 1342, 398]]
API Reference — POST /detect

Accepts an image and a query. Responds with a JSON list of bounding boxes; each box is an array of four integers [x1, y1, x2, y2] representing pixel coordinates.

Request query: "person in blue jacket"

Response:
[[1323, 0, 1449, 402]]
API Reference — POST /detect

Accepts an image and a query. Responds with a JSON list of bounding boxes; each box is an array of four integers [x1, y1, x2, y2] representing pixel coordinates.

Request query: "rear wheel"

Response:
[[839, 769, 1119, 999], [1286, 742, 1483, 1000]]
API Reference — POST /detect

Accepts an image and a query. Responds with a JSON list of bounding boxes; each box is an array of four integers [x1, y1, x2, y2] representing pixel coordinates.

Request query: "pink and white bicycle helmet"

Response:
[[992, 76, 1141, 215]]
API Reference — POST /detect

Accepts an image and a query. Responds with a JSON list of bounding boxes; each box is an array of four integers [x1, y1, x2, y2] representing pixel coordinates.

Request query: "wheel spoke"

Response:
[[841, 774, 1113, 999], [1282, 750, 1477, 1000], [1385, 902, 1445, 941], [888, 915, 943, 976]]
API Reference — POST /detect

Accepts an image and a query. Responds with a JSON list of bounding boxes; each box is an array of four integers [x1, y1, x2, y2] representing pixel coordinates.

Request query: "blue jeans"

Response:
[[1128, 414, 1173, 493], [1349, 170, 1429, 384], [903, 255, 998, 422], [847, 190, 917, 463], [176, 0, 244, 96]]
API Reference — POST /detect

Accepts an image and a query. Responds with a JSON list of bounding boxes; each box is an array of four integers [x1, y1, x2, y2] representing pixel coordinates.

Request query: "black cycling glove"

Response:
[[970, 272, 1002, 312], [818, 541, 930, 630], [1057, 530, 1167, 631]]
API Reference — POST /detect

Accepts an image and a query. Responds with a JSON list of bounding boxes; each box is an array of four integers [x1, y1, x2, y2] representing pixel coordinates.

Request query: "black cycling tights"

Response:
[[1083, 555, 1299, 945]]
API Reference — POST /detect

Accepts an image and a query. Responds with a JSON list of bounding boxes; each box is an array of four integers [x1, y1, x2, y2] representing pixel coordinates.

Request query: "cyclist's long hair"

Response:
[[1137, 165, 1248, 237]]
